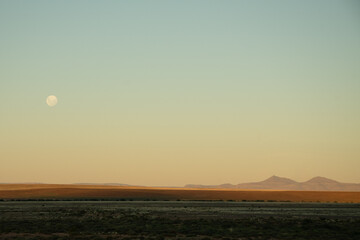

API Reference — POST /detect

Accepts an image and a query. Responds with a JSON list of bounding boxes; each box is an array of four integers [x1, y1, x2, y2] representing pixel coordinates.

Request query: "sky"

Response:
[[1, 0, 360, 186]]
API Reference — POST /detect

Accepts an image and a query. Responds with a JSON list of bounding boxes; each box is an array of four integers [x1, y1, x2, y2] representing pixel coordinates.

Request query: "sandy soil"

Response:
[[1, 184, 360, 202]]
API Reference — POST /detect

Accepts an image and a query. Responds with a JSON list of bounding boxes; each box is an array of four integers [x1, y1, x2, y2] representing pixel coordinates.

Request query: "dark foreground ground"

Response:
[[1, 201, 360, 240]]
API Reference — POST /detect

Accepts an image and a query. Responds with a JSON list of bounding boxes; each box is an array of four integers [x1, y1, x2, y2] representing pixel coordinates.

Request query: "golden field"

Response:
[[1, 184, 360, 203]]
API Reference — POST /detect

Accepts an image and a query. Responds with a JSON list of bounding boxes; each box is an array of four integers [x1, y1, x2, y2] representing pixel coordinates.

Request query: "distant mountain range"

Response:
[[185, 176, 360, 191], [74, 183, 133, 186]]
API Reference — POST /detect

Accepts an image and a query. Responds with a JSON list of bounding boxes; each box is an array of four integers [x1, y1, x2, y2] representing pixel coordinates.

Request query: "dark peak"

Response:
[[305, 176, 339, 184], [267, 175, 282, 180], [262, 175, 298, 184]]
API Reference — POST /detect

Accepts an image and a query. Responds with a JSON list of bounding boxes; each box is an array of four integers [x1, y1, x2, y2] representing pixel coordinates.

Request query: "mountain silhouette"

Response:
[[185, 176, 360, 191], [259, 175, 298, 185]]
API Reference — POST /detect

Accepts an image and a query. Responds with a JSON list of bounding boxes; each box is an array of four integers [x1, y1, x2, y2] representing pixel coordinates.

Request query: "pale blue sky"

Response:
[[1, 0, 360, 185]]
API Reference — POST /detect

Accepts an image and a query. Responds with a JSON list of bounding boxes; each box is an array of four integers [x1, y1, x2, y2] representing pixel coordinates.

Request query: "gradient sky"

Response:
[[1, 0, 360, 186]]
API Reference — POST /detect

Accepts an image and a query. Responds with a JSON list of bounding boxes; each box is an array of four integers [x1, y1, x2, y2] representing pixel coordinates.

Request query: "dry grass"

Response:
[[1, 184, 360, 202]]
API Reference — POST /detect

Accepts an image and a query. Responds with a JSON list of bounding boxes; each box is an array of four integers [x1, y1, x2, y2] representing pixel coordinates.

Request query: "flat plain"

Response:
[[1, 184, 360, 203], [1, 184, 360, 239], [1, 201, 360, 239]]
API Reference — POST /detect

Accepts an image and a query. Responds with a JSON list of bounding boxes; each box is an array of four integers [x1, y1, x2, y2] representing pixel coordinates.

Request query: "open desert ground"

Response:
[[1, 201, 360, 240], [1, 184, 360, 203]]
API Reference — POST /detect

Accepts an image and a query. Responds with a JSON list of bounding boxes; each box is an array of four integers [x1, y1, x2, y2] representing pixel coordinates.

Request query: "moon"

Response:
[[46, 95, 58, 107]]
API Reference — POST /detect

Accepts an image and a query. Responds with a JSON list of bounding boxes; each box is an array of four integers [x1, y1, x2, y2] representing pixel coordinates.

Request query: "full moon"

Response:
[[46, 95, 58, 107]]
